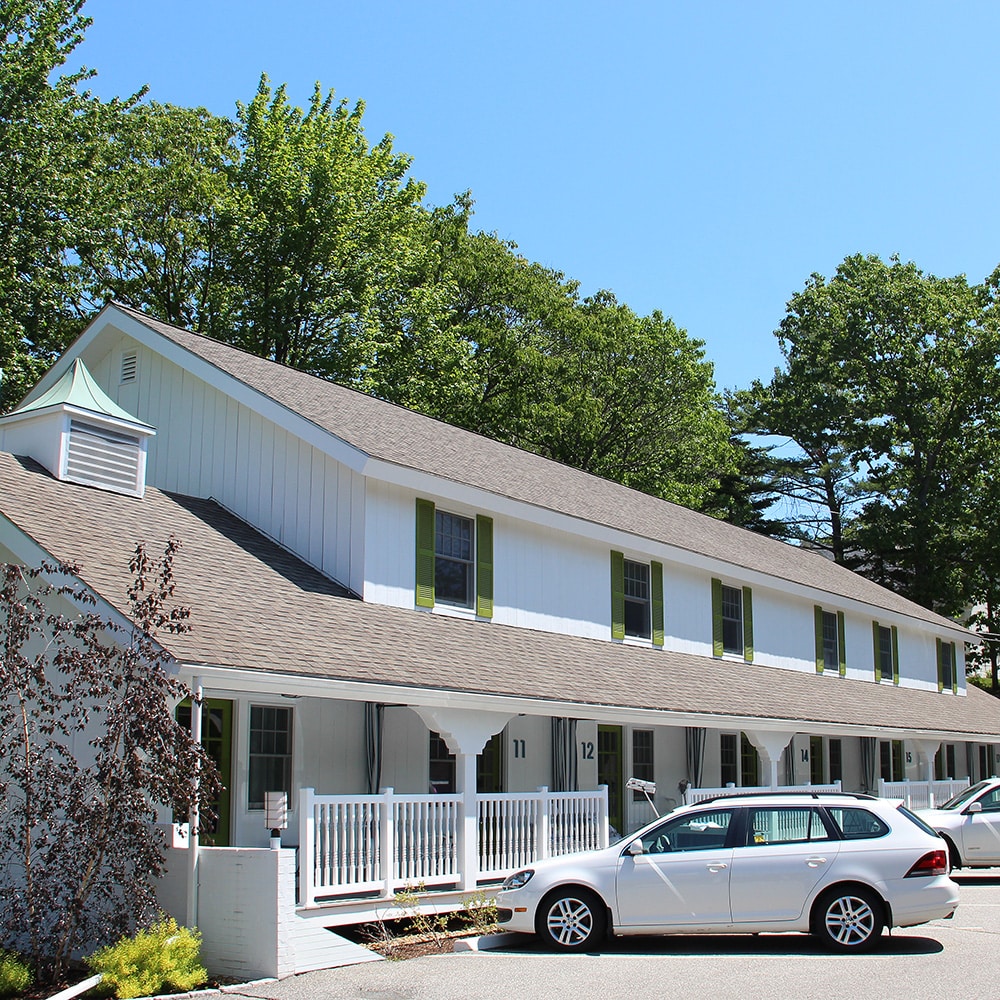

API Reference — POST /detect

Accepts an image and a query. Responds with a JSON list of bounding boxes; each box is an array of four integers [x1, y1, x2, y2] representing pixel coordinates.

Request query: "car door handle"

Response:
[[806, 857, 828, 867], [706, 862, 728, 872]]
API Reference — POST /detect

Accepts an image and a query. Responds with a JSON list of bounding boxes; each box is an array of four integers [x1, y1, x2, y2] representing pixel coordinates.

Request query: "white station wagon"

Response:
[[495, 792, 957, 952]]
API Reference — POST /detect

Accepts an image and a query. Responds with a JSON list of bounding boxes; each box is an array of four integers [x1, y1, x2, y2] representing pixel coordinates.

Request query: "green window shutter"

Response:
[[814, 605, 825, 674], [651, 561, 664, 647], [476, 515, 494, 619], [837, 611, 847, 677], [936, 637, 944, 692], [742, 586, 754, 663], [611, 551, 625, 640], [951, 641, 958, 694], [711, 578, 724, 657], [415, 498, 436, 608], [873, 621, 881, 682], [891, 625, 900, 686]]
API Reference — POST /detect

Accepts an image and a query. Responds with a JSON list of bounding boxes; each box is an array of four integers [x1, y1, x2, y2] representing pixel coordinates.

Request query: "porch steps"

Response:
[[289, 912, 383, 972]]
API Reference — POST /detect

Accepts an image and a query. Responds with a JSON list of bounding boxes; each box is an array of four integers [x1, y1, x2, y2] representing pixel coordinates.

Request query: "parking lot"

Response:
[[237, 873, 1000, 1000]]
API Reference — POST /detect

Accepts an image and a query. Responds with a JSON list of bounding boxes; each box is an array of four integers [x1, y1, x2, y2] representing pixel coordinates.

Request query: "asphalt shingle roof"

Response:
[[105, 303, 960, 633], [2, 451, 998, 739]]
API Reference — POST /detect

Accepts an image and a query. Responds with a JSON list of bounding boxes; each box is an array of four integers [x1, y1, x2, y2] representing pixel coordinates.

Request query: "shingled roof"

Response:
[[2, 451, 997, 739], [98, 302, 960, 633]]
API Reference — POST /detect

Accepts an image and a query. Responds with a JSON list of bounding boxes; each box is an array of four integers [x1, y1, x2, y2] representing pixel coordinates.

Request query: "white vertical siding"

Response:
[[81, 335, 363, 593]]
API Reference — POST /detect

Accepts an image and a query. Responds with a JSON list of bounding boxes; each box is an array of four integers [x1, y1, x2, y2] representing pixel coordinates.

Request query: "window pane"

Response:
[[879, 626, 893, 679], [632, 729, 654, 800], [435, 511, 474, 606], [248, 705, 292, 810], [827, 807, 889, 840], [640, 809, 733, 853], [822, 611, 838, 670], [623, 560, 651, 639], [721, 585, 742, 654], [747, 807, 831, 846], [720, 733, 738, 786]]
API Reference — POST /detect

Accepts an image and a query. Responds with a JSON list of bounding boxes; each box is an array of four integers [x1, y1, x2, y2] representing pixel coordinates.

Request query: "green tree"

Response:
[[206, 75, 435, 378], [0, 0, 112, 408], [76, 102, 236, 329], [758, 254, 1000, 615]]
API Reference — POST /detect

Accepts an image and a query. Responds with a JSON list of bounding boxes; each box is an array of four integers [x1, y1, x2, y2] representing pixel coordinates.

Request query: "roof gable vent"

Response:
[[121, 351, 138, 383]]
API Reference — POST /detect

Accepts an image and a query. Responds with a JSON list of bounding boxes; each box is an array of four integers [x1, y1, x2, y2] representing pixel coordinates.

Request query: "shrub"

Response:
[[86, 917, 206, 999], [0, 951, 32, 997]]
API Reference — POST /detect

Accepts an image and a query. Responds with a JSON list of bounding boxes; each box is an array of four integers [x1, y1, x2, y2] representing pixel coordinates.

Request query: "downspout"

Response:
[[186, 678, 203, 929]]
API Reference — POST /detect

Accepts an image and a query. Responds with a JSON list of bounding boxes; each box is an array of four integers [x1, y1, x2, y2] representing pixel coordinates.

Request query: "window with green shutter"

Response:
[[415, 499, 493, 616], [611, 553, 663, 644], [712, 578, 751, 661], [814, 607, 846, 675], [872, 621, 898, 684], [937, 638, 957, 693]]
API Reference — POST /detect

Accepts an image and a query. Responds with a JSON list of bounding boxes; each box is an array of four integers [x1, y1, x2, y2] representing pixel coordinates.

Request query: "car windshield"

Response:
[[939, 781, 992, 811]]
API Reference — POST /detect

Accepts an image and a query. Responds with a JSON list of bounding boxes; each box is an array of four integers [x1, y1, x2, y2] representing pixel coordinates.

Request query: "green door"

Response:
[[598, 725, 624, 836], [177, 698, 233, 846]]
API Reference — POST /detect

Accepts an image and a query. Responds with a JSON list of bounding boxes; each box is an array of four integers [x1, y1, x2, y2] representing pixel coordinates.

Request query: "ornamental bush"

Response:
[[0, 951, 32, 996], [86, 917, 206, 999]]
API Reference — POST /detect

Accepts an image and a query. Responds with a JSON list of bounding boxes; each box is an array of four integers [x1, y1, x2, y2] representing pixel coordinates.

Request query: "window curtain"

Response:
[[365, 702, 385, 794], [551, 717, 578, 792], [684, 727, 705, 789], [784, 742, 795, 785], [860, 736, 877, 793]]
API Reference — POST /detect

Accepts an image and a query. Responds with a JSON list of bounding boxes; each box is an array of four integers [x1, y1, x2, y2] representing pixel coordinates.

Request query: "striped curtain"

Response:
[[860, 736, 877, 793], [365, 702, 385, 794], [551, 718, 578, 792], [685, 727, 706, 788]]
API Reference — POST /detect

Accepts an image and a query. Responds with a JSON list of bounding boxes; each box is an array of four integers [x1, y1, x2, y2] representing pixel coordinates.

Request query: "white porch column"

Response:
[[186, 677, 203, 929], [743, 730, 795, 789], [411, 707, 515, 891]]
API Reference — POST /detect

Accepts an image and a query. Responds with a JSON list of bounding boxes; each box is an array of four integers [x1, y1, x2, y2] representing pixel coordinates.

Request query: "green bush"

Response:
[[0, 951, 33, 997], [86, 917, 207, 999]]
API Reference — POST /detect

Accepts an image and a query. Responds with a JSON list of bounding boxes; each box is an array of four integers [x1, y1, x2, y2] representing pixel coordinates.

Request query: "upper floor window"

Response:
[[435, 510, 474, 606], [712, 579, 753, 661], [814, 607, 845, 675], [937, 639, 957, 693], [872, 621, 898, 684], [415, 499, 493, 617], [611, 552, 663, 645]]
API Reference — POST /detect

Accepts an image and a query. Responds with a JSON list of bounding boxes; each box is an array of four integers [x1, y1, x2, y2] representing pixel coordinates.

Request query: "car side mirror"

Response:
[[966, 801, 983, 814], [627, 839, 645, 856]]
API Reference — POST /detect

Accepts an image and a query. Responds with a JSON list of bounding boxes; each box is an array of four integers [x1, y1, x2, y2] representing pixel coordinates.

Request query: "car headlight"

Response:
[[502, 869, 534, 890]]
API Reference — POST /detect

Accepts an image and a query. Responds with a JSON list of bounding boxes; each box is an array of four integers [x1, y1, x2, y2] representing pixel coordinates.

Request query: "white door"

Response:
[[961, 787, 1000, 863], [616, 808, 735, 927], [729, 806, 841, 922]]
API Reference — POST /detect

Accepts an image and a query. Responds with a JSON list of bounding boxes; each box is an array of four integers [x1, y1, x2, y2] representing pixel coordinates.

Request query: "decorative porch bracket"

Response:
[[912, 738, 942, 784], [411, 707, 516, 890], [743, 730, 795, 789]]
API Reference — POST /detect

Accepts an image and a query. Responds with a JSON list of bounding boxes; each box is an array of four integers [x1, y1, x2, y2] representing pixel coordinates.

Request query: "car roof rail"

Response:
[[691, 790, 878, 806]]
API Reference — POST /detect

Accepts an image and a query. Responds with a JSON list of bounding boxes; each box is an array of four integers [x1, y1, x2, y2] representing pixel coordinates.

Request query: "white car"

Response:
[[918, 779, 1000, 869], [495, 792, 957, 952]]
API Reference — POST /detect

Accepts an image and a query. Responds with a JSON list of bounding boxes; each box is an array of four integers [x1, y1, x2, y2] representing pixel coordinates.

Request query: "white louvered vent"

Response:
[[65, 419, 142, 494], [120, 351, 138, 383]]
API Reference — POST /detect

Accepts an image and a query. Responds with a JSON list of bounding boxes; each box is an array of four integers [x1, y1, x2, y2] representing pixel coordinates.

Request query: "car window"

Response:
[[895, 804, 939, 837], [978, 788, 1000, 812], [940, 781, 993, 810], [744, 807, 832, 846], [826, 807, 889, 840], [637, 809, 734, 854]]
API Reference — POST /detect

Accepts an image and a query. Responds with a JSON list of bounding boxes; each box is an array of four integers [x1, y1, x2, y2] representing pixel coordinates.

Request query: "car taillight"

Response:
[[904, 850, 948, 877]]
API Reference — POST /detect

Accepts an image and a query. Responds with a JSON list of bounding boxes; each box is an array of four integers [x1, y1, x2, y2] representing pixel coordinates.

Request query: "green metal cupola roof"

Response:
[[9, 358, 154, 430]]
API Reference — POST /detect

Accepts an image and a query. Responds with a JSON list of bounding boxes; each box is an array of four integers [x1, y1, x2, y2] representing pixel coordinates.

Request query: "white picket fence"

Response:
[[877, 778, 969, 809], [299, 785, 608, 906]]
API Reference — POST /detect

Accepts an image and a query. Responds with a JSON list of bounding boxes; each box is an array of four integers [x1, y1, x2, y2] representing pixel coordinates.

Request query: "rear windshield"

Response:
[[825, 807, 889, 840], [895, 803, 941, 838]]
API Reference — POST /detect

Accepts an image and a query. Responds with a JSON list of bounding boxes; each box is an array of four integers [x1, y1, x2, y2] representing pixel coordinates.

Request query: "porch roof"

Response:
[[2, 450, 999, 741], [70, 302, 961, 634]]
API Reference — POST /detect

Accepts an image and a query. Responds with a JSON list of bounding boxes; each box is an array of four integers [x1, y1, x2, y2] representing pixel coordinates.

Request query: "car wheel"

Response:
[[813, 886, 884, 952], [537, 888, 606, 951], [942, 836, 962, 871]]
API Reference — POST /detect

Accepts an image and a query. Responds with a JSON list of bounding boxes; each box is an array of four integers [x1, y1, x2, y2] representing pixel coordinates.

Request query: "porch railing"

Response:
[[683, 781, 842, 805], [877, 778, 969, 809], [299, 785, 608, 906], [477, 786, 609, 880]]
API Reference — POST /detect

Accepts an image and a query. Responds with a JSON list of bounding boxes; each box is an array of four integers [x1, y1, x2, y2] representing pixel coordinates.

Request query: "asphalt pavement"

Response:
[[227, 873, 1000, 1000]]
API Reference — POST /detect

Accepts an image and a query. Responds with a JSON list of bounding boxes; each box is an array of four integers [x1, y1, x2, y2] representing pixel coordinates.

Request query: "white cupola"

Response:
[[0, 358, 155, 498]]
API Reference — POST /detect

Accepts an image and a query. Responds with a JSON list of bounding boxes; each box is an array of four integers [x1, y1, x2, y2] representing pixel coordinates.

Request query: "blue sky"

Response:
[[76, 1, 1000, 391]]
